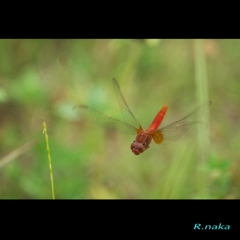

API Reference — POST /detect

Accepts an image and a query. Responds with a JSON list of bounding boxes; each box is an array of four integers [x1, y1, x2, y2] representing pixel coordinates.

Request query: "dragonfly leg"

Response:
[[143, 135, 152, 149]]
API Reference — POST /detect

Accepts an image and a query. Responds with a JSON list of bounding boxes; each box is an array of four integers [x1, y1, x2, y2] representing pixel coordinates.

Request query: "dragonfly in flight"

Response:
[[74, 78, 212, 155]]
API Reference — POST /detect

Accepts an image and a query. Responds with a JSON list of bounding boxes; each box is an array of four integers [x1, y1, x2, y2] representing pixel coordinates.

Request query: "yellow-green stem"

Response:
[[42, 120, 55, 199], [194, 39, 211, 198]]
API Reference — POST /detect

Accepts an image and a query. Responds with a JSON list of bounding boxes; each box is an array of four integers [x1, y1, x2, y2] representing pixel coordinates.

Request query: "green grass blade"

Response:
[[194, 39, 211, 198], [42, 119, 55, 199]]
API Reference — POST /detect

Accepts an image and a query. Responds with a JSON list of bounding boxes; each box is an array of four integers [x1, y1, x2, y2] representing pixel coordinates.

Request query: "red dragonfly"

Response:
[[75, 78, 212, 155]]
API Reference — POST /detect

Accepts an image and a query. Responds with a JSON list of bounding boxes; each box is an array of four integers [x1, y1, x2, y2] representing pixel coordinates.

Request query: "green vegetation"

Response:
[[0, 39, 238, 198]]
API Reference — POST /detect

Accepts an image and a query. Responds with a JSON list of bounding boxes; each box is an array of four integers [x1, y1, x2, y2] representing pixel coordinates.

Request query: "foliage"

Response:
[[0, 39, 239, 199]]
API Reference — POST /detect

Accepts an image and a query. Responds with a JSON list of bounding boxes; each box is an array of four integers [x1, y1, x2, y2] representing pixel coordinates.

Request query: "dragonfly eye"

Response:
[[131, 142, 145, 155]]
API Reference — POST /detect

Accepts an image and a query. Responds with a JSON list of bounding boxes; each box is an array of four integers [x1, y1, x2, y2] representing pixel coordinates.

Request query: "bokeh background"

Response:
[[0, 39, 238, 199]]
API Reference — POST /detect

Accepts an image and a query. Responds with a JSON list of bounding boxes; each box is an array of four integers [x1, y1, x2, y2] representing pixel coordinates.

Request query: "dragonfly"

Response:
[[74, 78, 212, 155]]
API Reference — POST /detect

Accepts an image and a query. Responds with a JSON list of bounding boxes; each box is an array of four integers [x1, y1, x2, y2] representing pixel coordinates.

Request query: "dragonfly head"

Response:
[[131, 141, 145, 155], [131, 133, 153, 155]]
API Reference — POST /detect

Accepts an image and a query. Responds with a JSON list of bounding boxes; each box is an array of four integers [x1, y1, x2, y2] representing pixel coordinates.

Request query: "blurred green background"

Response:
[[0, 39, 239, 199]]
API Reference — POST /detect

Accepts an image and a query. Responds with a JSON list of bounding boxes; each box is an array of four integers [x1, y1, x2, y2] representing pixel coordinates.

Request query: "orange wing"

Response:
[[152, 101, 212, 144]]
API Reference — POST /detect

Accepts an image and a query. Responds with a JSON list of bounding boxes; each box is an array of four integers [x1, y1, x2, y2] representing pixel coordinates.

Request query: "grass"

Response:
[[194, 39, 211, 198], [0, 39, 238, 199], [42, 119, 55, 199]]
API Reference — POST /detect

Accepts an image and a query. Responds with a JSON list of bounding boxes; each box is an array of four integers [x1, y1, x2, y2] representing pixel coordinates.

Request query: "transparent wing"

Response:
[[112, 78, 143, 132], [73, 105, 138, 135], [152, 101, 212, 144]]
